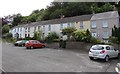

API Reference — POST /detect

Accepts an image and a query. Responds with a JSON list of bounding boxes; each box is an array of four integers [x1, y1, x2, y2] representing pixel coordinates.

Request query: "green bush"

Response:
[[109, 36, 118, 44], [45, 32, 59, 43], [23, 37, 33, 40], [72, 29, 91, 42], [6, 33, 13, 38], [90, 37, 103, 44], [52, 39, 60, 42]]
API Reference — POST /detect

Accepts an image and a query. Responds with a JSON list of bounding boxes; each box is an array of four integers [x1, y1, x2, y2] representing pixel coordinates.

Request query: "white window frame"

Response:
[[28, 27, 30, 32], [92, 32, 97, 38], [60, 24, 63, 30], [80, 21, 84, 28], [34, 27, 36, 32], [102, 20, 108, 28], [91, 20, 96, 28], [103, 31, 109, 38], [48, 25, 51, 31], [67, 23, 70, 27]]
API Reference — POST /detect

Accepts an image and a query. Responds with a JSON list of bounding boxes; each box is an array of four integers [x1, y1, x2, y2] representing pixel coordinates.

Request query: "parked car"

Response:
[[18, 40, 28, 46], [14, 40, 28, 46], [89, 45, 120, 62], [14, 40, 22, 46], [25, 40, 46, 49], [115, 63, 120, 74]]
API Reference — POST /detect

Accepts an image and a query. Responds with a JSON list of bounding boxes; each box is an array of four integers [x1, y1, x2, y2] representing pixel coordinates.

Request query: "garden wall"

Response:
[[46, 42, 120, 52]]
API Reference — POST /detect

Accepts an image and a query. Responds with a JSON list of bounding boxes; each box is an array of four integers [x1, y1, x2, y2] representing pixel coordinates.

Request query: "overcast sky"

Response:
[[0, 0, 54, 17]]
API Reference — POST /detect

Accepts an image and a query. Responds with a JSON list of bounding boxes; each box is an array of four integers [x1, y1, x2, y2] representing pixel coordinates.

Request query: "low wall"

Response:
[[46, 42, 120, 52]]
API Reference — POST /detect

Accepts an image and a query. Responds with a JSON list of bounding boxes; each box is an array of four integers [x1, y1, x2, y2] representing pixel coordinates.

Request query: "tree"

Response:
[[85, 29, 92, 42], [62, 27, 76, 40], [12, 13, 22, 26], [33, 30, 43, 40], [111, 25, 120, 43], [2, 24, 10, 34]]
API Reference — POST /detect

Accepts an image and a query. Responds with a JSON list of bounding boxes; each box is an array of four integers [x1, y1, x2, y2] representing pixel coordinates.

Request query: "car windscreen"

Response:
[[16, 41, 22, 43], [91, 45, 104, 50]]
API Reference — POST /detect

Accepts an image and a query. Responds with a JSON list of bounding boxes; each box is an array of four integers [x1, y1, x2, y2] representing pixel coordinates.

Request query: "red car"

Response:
[[25, 40, 46, 49]]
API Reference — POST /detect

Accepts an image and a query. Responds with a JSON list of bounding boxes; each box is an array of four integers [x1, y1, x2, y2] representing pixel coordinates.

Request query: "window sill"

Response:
[[91, 27, 97, 29]]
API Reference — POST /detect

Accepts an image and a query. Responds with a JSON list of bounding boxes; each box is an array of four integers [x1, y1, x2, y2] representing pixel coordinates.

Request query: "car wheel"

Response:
[[26, 47, 29, 49], [89, 57, 94, 60], [105, 55, 109, 62], [42, 45, 45, 48], [30, 46, 34, 49]]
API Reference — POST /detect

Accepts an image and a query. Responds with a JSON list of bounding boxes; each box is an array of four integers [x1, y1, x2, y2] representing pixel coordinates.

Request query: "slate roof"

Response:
[[91, 11, 119, 20], [25, 14, 93, 27]]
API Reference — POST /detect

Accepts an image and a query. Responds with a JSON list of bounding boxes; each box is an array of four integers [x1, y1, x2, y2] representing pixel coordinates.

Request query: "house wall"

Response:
[[74, 21, 91, 31], [91, 17, 119, 40]]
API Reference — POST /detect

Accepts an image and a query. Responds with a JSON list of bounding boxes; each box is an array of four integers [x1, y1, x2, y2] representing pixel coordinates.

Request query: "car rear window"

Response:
[[92, 45, 104, 50]]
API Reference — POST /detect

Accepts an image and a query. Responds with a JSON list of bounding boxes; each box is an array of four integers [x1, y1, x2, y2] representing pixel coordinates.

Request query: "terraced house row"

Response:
[[9, 11, 120, 42]]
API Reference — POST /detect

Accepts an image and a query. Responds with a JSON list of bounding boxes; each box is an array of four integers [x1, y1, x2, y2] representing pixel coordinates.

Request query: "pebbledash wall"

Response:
[[9, 11, 120, 42]]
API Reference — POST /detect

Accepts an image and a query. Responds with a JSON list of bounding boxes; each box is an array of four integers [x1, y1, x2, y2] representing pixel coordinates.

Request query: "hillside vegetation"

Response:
[[6, 2, 120, 27]]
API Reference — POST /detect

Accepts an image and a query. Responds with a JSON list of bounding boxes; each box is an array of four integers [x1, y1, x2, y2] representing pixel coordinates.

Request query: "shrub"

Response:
[[109, 36, 118, 44], [45, 32, 59, 43], [72, 30, 88, 41], [62, 27, 76, 40], [33, 30, 43, 40], [6, 33, 13, 38], [23, 37, 33, 40], [90, 37, 102, 44]]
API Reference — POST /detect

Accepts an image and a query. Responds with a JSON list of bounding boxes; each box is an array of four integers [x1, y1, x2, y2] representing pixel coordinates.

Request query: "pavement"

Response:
[[2, 42, 120, 72]]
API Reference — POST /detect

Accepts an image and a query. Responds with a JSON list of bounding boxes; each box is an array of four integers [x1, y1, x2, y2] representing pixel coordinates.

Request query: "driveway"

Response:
[[2, 42, 120, 72]]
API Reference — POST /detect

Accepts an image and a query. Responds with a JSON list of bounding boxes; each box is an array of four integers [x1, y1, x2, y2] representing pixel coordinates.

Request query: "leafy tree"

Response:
[[85, 29, 92, 42], [62, 27, 76, 40], [6, 33, 13, 38], [111, 25, 120, 43], [33, 30, 43, 40], [12, 13, 22, 26], [2, 24, 10, 34]]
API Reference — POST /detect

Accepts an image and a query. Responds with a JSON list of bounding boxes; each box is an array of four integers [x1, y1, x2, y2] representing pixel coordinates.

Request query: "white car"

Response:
[[89, 45, 120, 62], [115, 63, 120, 74]]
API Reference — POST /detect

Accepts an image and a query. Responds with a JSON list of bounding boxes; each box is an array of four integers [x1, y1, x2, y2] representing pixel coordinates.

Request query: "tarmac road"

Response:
[[2, 42, 120, 72]]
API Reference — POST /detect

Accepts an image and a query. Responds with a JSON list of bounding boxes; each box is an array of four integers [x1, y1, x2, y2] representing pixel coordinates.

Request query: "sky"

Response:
[[0, 0, 54, 17]]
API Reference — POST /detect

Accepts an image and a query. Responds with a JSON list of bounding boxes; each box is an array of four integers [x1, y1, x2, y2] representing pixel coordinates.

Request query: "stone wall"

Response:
[[46, 42, 120, 51]]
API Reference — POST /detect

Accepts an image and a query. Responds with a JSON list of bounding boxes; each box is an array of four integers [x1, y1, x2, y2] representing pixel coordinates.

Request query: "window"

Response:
[[14, 29, 16, 32], [20, 34, 21, 38], [25, 28, 27, 32], [60, 24, 63, 30], [67, 23, 70, 27], [28, 27, 30, 32], [102, 20, 108, 28], [18, 28, 19, 32], [21, 28, 22, 31], [91, 21, 96, 28], [43, 26, 45, 31], [80, 21, 84, 28], [103, 31, 109, 38], [38, 26, 40, 30], [92, 32, 97, 38], [34, 27, 36, 32], [71, 23, 74, 27], [48, 25, 51, 31]]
